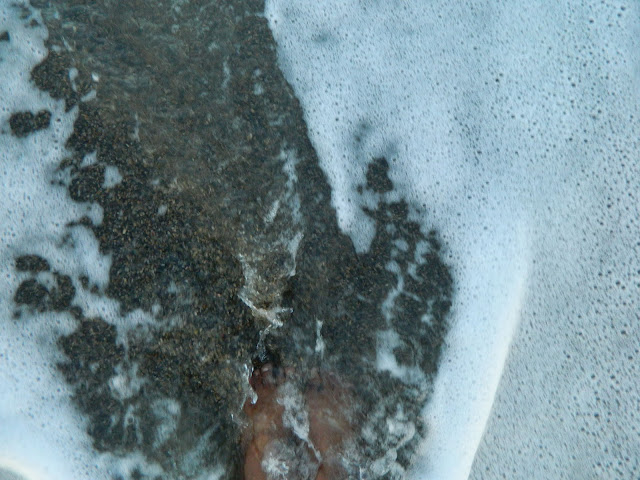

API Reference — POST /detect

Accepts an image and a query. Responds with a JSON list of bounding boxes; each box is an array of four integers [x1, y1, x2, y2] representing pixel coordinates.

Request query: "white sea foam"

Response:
[[103, 165, 123, 189], [265, 0, 639, 478]]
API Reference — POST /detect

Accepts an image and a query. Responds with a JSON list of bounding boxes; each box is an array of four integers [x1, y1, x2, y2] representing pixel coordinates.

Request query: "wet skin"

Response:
[[242, 365, 354, 480]]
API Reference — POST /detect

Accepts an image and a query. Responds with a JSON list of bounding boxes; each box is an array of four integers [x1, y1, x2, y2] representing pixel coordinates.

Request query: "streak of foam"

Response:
[[238, 147, 303, 327]]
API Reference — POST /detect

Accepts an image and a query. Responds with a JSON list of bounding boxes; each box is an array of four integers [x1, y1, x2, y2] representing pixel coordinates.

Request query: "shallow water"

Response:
[[1, 1, 639, 479]]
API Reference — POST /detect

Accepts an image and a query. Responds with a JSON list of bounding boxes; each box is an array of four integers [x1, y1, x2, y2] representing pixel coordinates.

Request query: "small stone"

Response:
[[15, 254, 50, 272], [14, 279, 48, 310], [8, 110, 52, 137]]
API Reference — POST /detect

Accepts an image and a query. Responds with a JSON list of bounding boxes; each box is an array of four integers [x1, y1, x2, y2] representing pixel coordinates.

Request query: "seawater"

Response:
[[1, 0, 639, 479]]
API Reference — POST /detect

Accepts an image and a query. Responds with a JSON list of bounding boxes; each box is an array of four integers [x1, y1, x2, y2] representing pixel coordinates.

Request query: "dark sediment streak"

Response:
[[10, 1, 453, 478]]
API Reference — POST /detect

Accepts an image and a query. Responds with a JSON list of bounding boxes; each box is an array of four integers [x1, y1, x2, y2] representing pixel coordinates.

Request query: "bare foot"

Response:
[[242, 364, 354, 480], [306, 370, 354, 480], [243, 364, 289, 480]]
